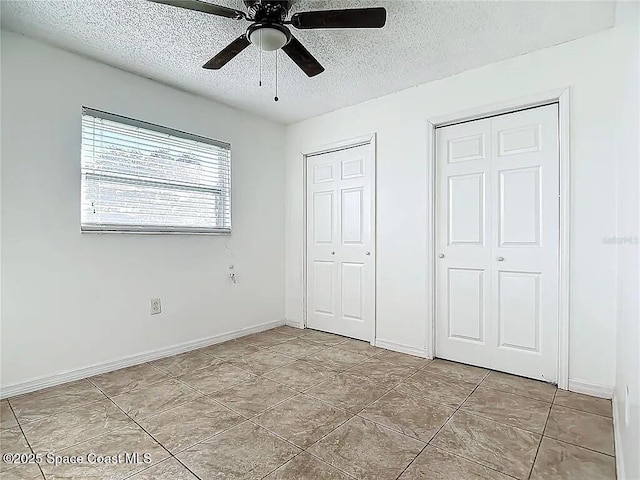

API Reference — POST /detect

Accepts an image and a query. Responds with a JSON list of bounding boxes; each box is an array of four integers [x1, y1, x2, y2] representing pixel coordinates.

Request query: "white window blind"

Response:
[[81, 107, 231, 234]]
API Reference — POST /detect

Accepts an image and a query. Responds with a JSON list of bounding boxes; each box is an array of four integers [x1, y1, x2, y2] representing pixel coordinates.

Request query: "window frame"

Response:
[[80, 107, 232, 235]]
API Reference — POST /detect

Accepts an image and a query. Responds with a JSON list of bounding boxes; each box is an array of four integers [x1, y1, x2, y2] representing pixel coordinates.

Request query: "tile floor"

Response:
[[0, 326, 616, 479]]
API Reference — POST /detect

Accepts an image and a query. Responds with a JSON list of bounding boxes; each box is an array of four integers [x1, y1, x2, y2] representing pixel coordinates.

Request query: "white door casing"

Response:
[[306, 142, 375, 342], [436, 104, 559, 382]]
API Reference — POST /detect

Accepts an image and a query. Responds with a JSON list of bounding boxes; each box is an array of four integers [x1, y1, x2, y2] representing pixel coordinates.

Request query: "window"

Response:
[[81, 108, 231, 234]]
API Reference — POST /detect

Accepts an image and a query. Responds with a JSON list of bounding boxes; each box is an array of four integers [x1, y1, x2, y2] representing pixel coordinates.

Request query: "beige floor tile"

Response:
[[308, 416, 424, 480], [460, 386, 551, 433], [89, 364, 167, 397], [344, 359, 415, 388], [0, 426, 30, 454], [399, 446, 512, 480], [396, 370, 475, 408], [177, 362, 255, 394], [305, 374, 390, 413], [176, 421, 300, 480], [239, 331, 293, 349], [303, 330, 349, 347], [335, 339, 383, 357], [264, 453, 354, 479], [481, 371, 556, 402], [305, 348, 369, 371], [138, 396, 244, 453], [39, 424, 168, 480], [424, 359, 489, 384], [0, 400, 18, 430], [0, 427, 31, 473], [0, 463, 44, 479], [270, 326, 309, 338], [373, 350, 430, 369], [263, 360, 337, 391], [553, 389, 612, 417], [232, 334, 262, 346], [111, 378, 200, 420], [21, 398, 131, 452], [149, 349, 220, 376], [210, 377, 297, 417], [203, 341, 262, 360], [128, 458, 199, 479], [230, 349, 295, 375], [359, 389, 454, 442], [253, 394, 351, 448], [544, 405, 614, 455], [268, 338, 325, 359], [431, 411, 540, 479], [9, 380, 105, 423], [530, 437, 616, 480]]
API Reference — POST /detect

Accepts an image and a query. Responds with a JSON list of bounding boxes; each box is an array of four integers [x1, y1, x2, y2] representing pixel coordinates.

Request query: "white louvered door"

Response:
[[436, 104, 559, 382], [306, 143, 374, 342]]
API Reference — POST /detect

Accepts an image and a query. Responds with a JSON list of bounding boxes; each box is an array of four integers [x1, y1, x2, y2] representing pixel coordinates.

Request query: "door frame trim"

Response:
[[301, 133, 378, 345], [426, 88, 571, 390]]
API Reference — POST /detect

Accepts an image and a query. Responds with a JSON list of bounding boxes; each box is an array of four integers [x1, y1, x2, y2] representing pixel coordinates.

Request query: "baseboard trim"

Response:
[[284, 320, 304, 329], [612, 392, 626, 480], [0, 319, 284, 399], [374, 339, 429, 358], [568, 378, 614, 399]]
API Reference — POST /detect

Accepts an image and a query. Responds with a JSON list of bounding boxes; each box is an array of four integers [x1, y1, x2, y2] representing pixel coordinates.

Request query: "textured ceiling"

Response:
[[1, 0, 616, 124]]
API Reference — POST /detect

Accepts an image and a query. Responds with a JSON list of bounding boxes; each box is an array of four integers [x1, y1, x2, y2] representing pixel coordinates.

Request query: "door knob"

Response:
[[497, 256, 504, 261], [438, 253, 445, 258], [331, 251, 335, 255], [366, 251, 371, 256]]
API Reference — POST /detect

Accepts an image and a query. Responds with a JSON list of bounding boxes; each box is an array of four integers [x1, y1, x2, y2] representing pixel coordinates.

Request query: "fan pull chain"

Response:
[[274, 50, 279, 102], [259, 30, 262, 87]]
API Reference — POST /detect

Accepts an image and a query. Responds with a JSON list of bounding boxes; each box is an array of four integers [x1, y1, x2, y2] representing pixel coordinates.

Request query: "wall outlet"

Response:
[[150, 298, 161, 315]]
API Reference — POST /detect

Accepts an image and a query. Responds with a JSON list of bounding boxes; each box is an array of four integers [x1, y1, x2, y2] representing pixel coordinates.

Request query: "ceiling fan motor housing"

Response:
[[243, 1, 293, 23], [244, 1, 293, 51]]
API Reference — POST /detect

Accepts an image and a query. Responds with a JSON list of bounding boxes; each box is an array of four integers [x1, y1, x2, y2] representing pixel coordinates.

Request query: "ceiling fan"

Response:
[[148, 0, 387, 78]]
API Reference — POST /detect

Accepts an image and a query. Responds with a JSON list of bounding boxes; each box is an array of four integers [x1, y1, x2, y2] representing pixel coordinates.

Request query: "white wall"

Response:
[[285, 26, 629, 391], [0, 31, 286, 392], [613, 3, 640, 478]]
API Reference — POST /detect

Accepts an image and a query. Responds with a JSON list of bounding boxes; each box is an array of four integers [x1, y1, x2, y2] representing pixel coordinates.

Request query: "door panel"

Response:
[[497, 271, 540, 352], [436, 104, 559, 382], [498, 123, 542, 156], [499, 167, 541, 247], [447, 268, 485, 343], [341, 262, 364, 321], [306, 143, 374, 342], [312, 261, 335, 315], [449, 173, 485, 246], [341, 187, 364, 245], [313, 191, 334, 244], [447, 133, 487, 163]]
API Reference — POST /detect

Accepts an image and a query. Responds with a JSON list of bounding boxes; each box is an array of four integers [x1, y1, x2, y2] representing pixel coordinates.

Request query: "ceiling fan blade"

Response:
[[202, 34, 251, 69], [290, 7, 386, 29], [148, 0, 246, 19], [281, 35, 324, 77]]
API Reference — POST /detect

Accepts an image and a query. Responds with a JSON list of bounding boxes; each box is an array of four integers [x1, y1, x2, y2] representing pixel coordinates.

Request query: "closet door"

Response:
[[306, 143, 375, 341], [435, 117, 493, 369], [489, 105, 559, 382], [436, 104, 559, 382]]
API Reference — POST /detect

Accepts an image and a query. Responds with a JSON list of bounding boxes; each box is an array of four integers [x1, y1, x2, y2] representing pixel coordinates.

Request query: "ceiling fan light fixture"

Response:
[[248, 24, 290, 51]]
